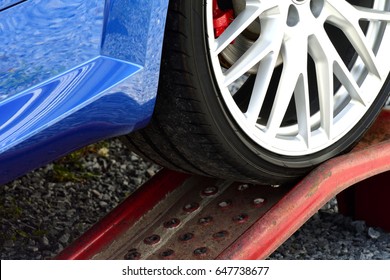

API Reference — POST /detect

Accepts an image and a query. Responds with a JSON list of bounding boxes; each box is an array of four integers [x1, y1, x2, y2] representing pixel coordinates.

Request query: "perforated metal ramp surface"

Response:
[[56, 109, 390, 260], [93, 177, 288, 260]]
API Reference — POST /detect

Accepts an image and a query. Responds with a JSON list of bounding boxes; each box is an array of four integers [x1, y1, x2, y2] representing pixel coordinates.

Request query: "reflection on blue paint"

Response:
[[0, 56, 141, 152], [0, 0, 25, 11], [0, 0, 170, 185], [0, 0, 104, 98]]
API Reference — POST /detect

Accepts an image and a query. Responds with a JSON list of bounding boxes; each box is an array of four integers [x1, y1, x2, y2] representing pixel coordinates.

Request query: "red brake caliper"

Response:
[[213, 0, 234, 37]]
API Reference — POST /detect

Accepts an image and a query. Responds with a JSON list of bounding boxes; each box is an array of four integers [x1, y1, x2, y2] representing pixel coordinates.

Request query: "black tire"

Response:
[[124, 0, 390, 184]]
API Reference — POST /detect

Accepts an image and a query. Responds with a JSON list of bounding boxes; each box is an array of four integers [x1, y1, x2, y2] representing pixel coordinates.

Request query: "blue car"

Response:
[[1, 0, 389, 185]]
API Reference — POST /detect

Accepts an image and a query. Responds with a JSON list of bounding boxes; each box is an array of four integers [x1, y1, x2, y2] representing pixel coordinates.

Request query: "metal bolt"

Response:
[[201, 186, 218, 196], [233, 213, 249, 224], [124, 249, 141, 260], [179, 232, 194, 242], [237, 184, 249, 191], [160, 249, 175, 258], [213, 230, 229, 239], [183, 202, 200, 213], [144, 234, 161, 245], [164, 218, 180, 228], [253, 197, 266, 207], [218, 199, 232, 209], [194, 247, 208, 256], [198, 216, 213, 226]]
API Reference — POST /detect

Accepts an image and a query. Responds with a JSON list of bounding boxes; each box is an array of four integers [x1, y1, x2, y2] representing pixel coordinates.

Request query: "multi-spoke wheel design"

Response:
[[207, 0, 390, 155], [127, 0, 390, 184]]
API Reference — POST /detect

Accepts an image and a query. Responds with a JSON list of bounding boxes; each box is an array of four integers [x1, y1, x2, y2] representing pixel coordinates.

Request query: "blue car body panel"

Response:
[[0, 0, 169, 185], [0, 0, 24, 10]]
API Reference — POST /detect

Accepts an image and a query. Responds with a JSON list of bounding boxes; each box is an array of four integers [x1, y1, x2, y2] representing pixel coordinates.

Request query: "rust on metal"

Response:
[[354, 109, 390, 150], [57, 109, 390, 260], [87, 176, 286, 260], [55, 170, 189, 260], [217, 110, 390, 260]]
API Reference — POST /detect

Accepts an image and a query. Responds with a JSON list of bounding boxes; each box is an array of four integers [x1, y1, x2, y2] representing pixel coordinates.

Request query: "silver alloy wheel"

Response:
[[207, 0, 390, 156]]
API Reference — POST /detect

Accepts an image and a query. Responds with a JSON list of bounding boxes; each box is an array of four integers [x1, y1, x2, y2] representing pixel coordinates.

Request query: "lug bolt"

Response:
[[144, 234, 161, 245], [253, 197, 266, 208], [194, 247, 208, 256], [124, 249, 141, 260], [218, 199, 232, 209], [198, 216, 213, 226], [213, 230, 229, 239], [164, 218, 180, 228], [179, 232, 194, 242], [237, 184, 249, 191], [160, 249, 175, 259], [233, 213, 249, 224], [201, 186, 218, 196], [183, 202, 200, 213]]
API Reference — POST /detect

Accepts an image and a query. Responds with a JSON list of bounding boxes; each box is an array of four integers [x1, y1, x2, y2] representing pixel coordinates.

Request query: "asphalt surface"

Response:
[[1, 138, 390, 260]]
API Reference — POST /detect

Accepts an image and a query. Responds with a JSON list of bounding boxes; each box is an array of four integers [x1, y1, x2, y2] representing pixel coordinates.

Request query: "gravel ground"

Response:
[[1, 138, 390, 260]]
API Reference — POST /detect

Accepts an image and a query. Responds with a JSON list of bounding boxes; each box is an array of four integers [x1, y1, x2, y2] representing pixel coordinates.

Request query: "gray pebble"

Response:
[[351, 220, 366, 233], [59, 233, 70, 244], [99, 201, 108, 207], [368, 227, 381, 239], [42, 236, 50, 247]]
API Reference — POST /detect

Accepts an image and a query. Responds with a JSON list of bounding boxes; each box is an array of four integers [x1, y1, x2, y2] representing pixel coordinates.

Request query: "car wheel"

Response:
[[125, 0, 390, 184]]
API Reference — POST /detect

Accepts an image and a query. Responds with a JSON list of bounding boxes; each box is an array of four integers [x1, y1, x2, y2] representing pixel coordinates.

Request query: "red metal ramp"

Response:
[[56, 110, 390, 260]]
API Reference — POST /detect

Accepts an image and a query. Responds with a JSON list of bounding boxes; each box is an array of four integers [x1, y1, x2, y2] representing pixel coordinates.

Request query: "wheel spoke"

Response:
[[333, 61, 366, 105], [245, 52, 278, 124], [325, 0, 381, 78], [223, 17, 284, 87], [294, 74, 311, 148], [354, 5, 390, 22], [214, 1, 279, 54], [310, 25, 366, 105], [309, 33, 334, 139], [266, 36, 307, 138]]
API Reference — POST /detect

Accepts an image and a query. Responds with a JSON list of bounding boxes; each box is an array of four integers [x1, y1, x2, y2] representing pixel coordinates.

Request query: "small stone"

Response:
[[368, 227, 381, 239], [27, 246, 39, 252], [59, 233, 70, 244], [130, 155, 138, 161], [133, 177, 142, 185], [97, 147, 109, 157], [99, 201, 108, 207], [351, 220, 366, 233], [91, 190, 101, 198], [42, 236, 50, 246], [147, 168, 156, 177], [57, 244, 64, 253]]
